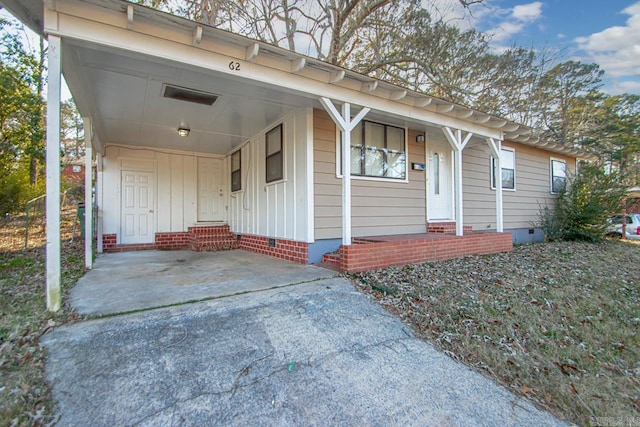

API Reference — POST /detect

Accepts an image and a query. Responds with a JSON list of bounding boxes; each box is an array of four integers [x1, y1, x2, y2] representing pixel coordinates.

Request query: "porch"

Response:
[[322, 230, 513, 273]]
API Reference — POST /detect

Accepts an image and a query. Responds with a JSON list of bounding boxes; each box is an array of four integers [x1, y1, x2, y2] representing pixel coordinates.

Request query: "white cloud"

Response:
[[486, 2, 543, 42], [576, 2, 640, 79], [512, 2, 543, 22]]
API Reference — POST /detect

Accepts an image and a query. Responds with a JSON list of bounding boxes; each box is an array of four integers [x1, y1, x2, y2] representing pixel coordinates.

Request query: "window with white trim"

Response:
[[340, 120, 407, 180], [551, 159, 566, 193], [491, 148, 515, 190], [266, 124, 283, 183], [231, 149, 241, 192]]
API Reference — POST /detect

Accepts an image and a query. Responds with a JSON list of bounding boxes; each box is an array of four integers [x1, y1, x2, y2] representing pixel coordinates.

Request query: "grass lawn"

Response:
[[351, 240, 640, 426], [0, 209, 85, 426]]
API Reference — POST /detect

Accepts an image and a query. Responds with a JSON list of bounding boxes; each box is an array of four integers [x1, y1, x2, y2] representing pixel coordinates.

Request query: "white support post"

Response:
[[46, 35, 62, 312], [487, 138, 504, 233], [96, 153, 104, 253], [319, 97, 369, 245], [442, 127, 473, 236], [83, 117, 93, 269]]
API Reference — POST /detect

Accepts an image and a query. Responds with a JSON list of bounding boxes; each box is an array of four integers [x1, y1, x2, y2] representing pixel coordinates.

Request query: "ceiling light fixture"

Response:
[[177, 127, 190, 137]]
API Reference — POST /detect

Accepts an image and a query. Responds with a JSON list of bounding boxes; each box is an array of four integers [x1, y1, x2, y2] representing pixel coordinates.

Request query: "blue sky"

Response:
[[450, 0, 640, 94]]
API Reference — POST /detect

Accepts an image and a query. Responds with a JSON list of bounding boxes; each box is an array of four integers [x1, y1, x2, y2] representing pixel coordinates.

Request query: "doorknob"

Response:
[[149, 209, 154, 213]]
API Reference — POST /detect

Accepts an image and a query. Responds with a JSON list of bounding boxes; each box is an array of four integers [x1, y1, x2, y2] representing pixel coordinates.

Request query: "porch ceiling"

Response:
[[63, 40, 316, 155]]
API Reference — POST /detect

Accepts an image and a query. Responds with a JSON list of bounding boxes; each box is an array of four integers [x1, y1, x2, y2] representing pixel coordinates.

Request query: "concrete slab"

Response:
[[44, 278, 566, 426], [70, 250, 335, 316]]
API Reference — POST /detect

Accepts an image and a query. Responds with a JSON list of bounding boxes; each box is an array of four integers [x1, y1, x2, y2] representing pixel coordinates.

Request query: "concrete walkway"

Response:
[[44, 276, 566, 426], [70, 250, 334, 316]]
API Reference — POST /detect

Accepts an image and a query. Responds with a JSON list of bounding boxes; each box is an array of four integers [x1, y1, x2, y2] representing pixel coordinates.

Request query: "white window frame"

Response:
[[335, 119, 409, 183], [230, 149, 241, 193], [265, 123, 284, 184], [550, 158, 567, 194], [491, 147, 516, 191]]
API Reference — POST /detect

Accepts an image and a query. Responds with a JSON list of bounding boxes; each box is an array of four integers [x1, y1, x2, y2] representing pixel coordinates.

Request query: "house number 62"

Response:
[[229, 61, 240, 71]]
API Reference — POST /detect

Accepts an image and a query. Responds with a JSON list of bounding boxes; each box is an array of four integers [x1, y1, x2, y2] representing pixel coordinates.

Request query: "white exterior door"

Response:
[[121, 170, 155, 244], [197, 157, 226, 222], [428, 142, 453, 220]]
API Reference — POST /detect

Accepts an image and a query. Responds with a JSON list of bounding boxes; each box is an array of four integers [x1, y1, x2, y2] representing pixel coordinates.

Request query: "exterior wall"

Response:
[[229, 109, 312, 242], [101, 145, 226, 242], [462, 141, 577, 231], [313, 108, 427, 240]]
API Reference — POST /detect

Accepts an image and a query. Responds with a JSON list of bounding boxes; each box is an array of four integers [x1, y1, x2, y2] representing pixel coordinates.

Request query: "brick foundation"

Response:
[[427, 221, 473, 234], [238, 234, 308, 264], [339, 232, 513, 273], [101, 227, 309, 264]]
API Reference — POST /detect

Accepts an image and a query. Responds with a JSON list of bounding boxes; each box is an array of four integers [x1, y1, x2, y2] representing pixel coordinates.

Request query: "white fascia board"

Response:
[[47, 6, 503, 140]]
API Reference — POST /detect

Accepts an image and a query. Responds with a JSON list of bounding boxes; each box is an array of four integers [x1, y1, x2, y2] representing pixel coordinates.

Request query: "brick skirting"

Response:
[[238, 234, 308, 264], [101, 228, 309, 264], [339, 232, 513, 273]]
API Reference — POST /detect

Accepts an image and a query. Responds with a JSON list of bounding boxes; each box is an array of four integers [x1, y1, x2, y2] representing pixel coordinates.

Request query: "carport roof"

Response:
[[2, 0, 591, 158]]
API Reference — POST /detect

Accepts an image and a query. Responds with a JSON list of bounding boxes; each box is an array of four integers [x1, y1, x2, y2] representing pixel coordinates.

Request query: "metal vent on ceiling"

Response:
[[162, 84, 218, 106]]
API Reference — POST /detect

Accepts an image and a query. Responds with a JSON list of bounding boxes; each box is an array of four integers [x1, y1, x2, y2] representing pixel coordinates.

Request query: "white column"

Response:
[[83, 117, 93, 268], [442, 127, 473, 236], [487, 138, 504, 232], [46, 35, 62, 312], [96, 153, 104, 253], [319, 98, 369, 245]]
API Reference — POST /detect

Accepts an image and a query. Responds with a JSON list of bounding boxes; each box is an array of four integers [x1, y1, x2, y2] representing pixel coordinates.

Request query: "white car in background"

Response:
[[607, 214, 640, 240]]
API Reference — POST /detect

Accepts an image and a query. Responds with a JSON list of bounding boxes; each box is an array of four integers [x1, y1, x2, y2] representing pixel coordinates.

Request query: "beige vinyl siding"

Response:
[[463, 141, 576, 230], [313, 109, 426, 239]]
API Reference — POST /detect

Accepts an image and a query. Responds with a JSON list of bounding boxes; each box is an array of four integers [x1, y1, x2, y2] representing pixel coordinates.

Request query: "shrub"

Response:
[[538, 164, 627, 242]]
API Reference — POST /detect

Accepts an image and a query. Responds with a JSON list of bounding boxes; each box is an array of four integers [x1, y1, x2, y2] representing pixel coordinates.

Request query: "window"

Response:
[[491, 148, 515, 190], [266, 124, 283, 183], [342, 120, 406, 180], [551, 159, 566, 193], [231, 149, 241, 192]]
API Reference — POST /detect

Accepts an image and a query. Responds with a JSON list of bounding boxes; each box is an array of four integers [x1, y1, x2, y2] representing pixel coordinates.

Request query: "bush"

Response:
[[0, 161, 45, 215], [538, 164, 627, 242]]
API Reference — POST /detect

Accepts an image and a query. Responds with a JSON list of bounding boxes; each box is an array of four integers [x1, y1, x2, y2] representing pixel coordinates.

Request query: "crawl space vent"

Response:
[[162, 84, 218, 106]]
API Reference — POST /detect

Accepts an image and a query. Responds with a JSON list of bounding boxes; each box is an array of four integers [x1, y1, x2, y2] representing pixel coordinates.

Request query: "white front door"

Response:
[[427, 141, 453, 220], [197, 157, 226, 222], [121, 170, 155, 244]]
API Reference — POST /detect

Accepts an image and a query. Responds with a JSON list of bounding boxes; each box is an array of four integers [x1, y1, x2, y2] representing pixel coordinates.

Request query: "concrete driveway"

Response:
[[43, 260, 566, 426], [70, 250, 335, 316]]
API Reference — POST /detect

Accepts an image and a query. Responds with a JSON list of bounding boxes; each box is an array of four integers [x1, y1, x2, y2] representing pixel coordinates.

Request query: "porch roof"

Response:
[[1, 0, 590, 159]]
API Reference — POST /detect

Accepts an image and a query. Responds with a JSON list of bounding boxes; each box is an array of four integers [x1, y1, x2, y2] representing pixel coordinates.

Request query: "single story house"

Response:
[[2, 0, 590, 310]]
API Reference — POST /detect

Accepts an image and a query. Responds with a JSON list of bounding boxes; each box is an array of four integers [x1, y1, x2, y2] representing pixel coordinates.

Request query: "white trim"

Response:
[[46, 34, 62, 312], [550, 157, 567, 194], [334, 119, 410, 184], [442, 127, 473, 236], [490, 146, 516, 191], [44, 7, 503, 139]]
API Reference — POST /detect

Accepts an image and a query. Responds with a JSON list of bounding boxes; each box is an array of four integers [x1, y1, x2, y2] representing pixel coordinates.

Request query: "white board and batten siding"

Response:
[[313, 109, 427, 240], [101, 146, 227, 243], [462, 142, 576, 230], [228, 109, 313, 242]]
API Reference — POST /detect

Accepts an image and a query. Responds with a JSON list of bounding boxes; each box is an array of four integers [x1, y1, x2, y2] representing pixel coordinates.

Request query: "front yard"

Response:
[[352, 240, 640, 426]]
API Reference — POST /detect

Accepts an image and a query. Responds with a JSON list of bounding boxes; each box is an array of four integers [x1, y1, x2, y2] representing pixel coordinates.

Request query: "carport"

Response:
[[70, 249, 335, 316]]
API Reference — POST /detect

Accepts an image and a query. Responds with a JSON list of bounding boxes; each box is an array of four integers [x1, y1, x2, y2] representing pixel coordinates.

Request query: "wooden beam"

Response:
[[329, 70, 345, 84], [290, 57, 306, 73], [192, 25, 203, 46], [245, 43, 259, 61], [127, 4, 134, 30]]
